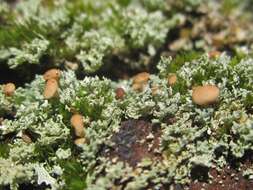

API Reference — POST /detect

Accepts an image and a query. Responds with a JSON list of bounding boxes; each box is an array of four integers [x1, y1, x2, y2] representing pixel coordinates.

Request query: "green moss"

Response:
[[157, 51, 203, 78], [230, 54, 248, 67], [221, 0, 240, 15], [0, 143, 9, 158], [60, 160, 87, 190], [244, 93, 253, 109]]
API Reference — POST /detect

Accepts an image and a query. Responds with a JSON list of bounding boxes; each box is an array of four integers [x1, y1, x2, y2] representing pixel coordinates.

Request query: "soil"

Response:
[[186, 151, 253, 190], [189, 166, 253, 190], [102, 119, 162, 167], [100, 119, 253, 190]]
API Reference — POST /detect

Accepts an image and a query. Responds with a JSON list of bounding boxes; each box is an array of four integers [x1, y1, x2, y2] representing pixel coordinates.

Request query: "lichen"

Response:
[[0, 0, 253, 189]]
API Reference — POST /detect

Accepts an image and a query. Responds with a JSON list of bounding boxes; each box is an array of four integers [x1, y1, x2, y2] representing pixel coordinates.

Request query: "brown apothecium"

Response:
[[167, 73, 177, 86], [70, 114, 85, 137], [132, 72, 150, 92], [3, 83, 16, 96], [115, 87, 125, 100], [43, 69, 61, 81], [43, 79, 59, 99], [192, 85, 220, 106]]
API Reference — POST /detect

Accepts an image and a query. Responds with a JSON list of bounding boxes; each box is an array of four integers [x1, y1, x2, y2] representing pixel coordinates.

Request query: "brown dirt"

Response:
[[189, 167, 253, 190], [188, 152, 253, 190], [102, 119, 162, 167], [102, 119, 253, 190]]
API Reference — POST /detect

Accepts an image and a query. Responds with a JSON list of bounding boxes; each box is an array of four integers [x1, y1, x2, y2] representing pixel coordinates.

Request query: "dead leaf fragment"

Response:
[[22, 133, 32, 144]]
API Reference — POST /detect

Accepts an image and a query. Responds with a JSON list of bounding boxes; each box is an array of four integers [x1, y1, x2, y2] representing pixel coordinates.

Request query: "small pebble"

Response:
[[148, 144, 153, 151], [112, 157, 118, 163], [146, 133, 154, 140]]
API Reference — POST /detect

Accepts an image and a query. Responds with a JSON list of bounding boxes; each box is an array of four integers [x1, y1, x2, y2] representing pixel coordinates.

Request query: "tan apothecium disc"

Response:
[[132, 72, 150, 84], [74, 138, 86, 146], [43, 79, 59, 99], [132, 72, 150, 91], [43, 69, 61, 81], [132, 83, 144, 91], [3, 83, 16, 96], [208, 50, 221, 58], [70, 114, 85, 137], [151, 85, 159, 96], [167, 74, 177, 86], [192, 85, 220, 106]]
